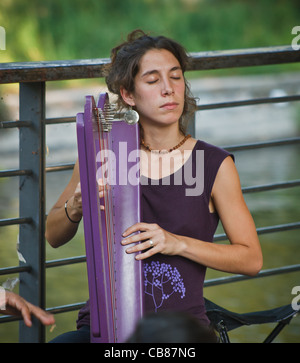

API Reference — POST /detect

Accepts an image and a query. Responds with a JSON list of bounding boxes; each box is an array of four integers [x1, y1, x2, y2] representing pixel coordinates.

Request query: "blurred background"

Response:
[[0, 0, 300, 62], [0, 0, 300, 342]]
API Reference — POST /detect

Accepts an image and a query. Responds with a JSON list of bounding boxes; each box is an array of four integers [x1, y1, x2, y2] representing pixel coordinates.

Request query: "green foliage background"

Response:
[[0, 0, 299, 62]]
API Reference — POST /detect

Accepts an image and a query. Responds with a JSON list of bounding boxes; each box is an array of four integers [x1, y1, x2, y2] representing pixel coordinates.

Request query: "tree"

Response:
[[144, 261, 186, 312]]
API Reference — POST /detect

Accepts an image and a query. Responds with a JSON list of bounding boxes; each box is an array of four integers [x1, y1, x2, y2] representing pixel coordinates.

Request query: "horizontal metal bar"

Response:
[[45, 116, 76, 125], [46, 302, 85, 315], [0, 261, 298, 322], [46, 163, 75, 173], [3, 94, 300, 128], [188, 45, 300, 71], [0, 314, 21, 324], [256, 222, 300, 235], [0, 58, 110, 83], [0, 169, 32, 178], [0, 217, 32, 227], [0, 302, 86, 324], [223, 137, 300, 152], [4, 96, 300, 129], [45, 172, 300, 193], [0, 120, 32, 129], [204, 264, 300, 287], [0, 117, 75, 129], [0, 46, 298, 84], [0, 265, 31, 276], [242, 180, 300, 194], [46, 256, 86, 269], [197, 95, 300, 111], [0, 120, 31, 128], [13, 260, 298, 320], [214, 221, 300, 242]]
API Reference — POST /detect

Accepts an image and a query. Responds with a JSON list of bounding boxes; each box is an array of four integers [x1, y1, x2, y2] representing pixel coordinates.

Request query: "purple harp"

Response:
[[76, 92, 144, 343]]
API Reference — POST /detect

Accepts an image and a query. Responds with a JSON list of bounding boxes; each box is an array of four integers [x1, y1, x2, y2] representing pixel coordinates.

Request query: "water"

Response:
[[0, 73, 299, 342]]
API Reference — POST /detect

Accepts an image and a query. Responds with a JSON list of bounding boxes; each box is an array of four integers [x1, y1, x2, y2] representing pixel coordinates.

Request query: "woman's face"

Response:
[[122, 48, 186, 129]]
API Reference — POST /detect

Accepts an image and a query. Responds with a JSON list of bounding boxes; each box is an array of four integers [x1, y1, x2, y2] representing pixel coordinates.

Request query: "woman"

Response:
[[46, 30, 263, 342]]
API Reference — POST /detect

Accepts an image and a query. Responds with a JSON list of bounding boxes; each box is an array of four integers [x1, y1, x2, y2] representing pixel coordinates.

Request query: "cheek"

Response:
[[177, 82, 186, 98], [132, 86, 156, 110]]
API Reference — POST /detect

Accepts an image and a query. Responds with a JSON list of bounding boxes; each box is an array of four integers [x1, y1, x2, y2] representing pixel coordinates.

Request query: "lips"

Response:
[[160, 102, 179, 110]]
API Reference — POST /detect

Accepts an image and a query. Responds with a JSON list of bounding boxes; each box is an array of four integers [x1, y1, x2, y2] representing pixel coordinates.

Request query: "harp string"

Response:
[[95, 105, 117, 338]]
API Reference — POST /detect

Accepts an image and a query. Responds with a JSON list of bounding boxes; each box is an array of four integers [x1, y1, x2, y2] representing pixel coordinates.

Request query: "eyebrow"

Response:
[[141, 66, 182, 78]]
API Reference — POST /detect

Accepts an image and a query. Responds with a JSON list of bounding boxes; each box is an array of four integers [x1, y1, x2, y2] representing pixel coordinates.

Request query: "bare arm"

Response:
[[45, 159, 105, 248], [180, 156, 263, 275], [122, 157, 263, 276], [45, 160, 82, 248]]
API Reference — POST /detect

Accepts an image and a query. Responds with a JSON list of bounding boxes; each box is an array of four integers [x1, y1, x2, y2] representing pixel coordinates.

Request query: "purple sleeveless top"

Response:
[[77, 140, 233, 328]]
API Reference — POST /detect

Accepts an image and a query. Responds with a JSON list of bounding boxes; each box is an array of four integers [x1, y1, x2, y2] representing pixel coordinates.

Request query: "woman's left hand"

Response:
[[121, 222, 183, 260]]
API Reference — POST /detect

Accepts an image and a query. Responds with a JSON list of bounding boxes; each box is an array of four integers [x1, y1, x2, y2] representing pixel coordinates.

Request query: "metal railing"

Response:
[[0, 45, 300, 342]]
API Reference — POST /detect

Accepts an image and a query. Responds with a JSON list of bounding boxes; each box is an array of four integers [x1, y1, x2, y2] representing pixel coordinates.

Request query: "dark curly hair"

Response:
[[104, 30, 196, 135]]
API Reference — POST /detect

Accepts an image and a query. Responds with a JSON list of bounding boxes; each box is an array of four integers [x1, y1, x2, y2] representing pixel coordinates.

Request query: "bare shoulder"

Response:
[[183, 136, 197, 151], [212, 155, 242, 200]]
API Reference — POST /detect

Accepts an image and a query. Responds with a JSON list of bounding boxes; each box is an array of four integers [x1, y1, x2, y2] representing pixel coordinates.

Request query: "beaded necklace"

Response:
[[140, 134, 191, 154]]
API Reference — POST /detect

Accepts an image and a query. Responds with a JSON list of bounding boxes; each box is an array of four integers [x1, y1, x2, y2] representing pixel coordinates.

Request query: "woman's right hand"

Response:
[[66, 179, 107, 219], [45, 161, 107, 247], [67, 182, 83, 218]]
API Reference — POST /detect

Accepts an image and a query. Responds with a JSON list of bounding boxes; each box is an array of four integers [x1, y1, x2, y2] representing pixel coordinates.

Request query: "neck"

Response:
[[140, 123, 183, 151]]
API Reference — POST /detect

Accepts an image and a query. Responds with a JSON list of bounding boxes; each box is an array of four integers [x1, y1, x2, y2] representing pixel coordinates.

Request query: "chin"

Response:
[[140, 111, 182, 128]]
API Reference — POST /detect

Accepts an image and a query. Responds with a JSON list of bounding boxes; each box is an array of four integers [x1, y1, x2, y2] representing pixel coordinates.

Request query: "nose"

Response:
[[161, 78, 174, 96]]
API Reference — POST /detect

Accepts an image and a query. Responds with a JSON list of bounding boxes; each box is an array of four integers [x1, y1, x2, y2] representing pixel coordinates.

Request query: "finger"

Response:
[[122, 222, 155, 237], [98, 179, 110, 204], [20, 306, 32, 327], [30, 307, 55, 326], [98, 183, 105, 193], [74, 182, 81, 195], [98, 178, 110, 191], [24, 301, 55, 326], [98, 188, 105, 212], [10, 296, 32, 327], [125, 238, 158, 255], [135, 245, 159, 260], [121, 230, 154, 246]]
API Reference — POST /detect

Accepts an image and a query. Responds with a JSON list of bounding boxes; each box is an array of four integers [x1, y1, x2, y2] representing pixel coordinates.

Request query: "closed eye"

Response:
[[147, 79, 158, 84]]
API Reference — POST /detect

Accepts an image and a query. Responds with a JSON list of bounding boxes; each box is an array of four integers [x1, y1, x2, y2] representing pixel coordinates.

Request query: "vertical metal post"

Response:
[[18, 82, 46, 343], [187, 111, 196, 138]]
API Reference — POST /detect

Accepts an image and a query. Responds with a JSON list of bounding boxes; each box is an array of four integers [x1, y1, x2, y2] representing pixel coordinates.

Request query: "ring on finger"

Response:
[[148, 239, 154, 247]]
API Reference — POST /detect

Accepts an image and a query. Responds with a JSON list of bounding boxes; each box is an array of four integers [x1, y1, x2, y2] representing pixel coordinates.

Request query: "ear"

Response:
[[120, 87, 135, 107]]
